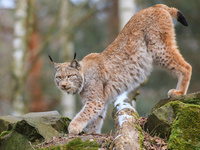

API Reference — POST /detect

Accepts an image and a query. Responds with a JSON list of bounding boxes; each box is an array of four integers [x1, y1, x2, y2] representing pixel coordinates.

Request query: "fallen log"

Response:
[[112, 92, 143, 150]]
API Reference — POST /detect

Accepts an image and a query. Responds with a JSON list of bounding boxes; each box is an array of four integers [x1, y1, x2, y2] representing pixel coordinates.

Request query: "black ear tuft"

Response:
[[74, 52, 77, 60], [48, 55, 54, 62]]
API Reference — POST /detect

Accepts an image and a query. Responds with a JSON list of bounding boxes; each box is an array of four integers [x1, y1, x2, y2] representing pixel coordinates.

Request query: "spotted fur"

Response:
[[51, 4, 191, 134]]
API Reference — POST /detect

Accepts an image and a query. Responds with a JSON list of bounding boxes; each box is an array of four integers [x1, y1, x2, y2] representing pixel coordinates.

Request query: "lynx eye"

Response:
[[67, 75, 72, 78], [67, 74, 76, 78], [56, 76, 61, 80]]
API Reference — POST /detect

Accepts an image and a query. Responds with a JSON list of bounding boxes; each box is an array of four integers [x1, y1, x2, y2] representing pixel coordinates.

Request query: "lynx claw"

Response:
[[168, 89, 185, 98]]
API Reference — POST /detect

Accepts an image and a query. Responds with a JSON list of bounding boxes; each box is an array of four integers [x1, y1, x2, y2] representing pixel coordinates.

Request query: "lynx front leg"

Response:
[[86, 104, 108, 134], [68, 100, 105, 134]]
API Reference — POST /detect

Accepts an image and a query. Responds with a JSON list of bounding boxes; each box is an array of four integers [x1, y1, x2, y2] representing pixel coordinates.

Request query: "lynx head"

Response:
[[49, 54, 84, 95]]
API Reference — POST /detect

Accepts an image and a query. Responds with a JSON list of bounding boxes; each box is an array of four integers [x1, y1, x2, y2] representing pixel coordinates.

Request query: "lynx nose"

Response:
[[61, 85, 66, 89], [61, 85, 71, 91]]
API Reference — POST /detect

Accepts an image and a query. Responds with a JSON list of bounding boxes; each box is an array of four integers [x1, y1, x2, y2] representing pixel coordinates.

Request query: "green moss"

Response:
[[40, 138, 100, 150], [133, 110, 140, 118], [183, 98, 200, 105], [147, 94, 200, 148], [60, 117, 71, 127], [168, 103, 200, 150], [135, 122, 144, 150], [151, 92, 200, 112], [0, 122, 17, 140], [0, 130, 11, 140], [0, 131, 33, 150], [146, 102, 180, 138], [59, 117, 71, 134], [131, 111, 144, 150]]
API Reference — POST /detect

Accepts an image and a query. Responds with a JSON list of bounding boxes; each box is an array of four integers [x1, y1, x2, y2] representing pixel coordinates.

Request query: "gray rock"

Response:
[[0, 115, 22, 133], [0, 111, 71, 150]]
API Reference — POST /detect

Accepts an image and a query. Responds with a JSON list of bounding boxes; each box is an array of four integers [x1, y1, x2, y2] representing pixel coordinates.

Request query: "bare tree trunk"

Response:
[[59, 0, 75, 118], [26, 0, 47, 112], [107, 0, 119, 44], [12, 0, 28, 115], [118, 0, 137, 108], [118, 0, 136, 29], [28, 26, 47, 112]]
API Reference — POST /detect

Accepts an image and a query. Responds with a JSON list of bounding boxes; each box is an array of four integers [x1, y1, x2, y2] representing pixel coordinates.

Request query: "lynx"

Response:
[[50, 4, 191, 134]]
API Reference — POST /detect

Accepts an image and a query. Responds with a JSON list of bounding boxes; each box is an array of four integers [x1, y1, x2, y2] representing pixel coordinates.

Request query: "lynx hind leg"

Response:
[[167, 59, 191, 97], [148, 43, 192, 97], [86, 105, 108, 134]]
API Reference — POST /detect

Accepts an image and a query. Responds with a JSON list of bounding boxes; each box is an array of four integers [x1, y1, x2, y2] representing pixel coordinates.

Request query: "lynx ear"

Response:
[[70, 52, 80, 69], [70, 59, 80, 69], [70, 53, 80, 69]]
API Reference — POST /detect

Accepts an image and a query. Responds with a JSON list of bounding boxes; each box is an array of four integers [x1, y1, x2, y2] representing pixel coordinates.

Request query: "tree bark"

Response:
[[118, 0, 136, 30], [118, 0, 137, 108], [112, 95, 143, 150], [59, 0, 75, 118], [26, 0, 47, 112], [12, 0, 28, 115]]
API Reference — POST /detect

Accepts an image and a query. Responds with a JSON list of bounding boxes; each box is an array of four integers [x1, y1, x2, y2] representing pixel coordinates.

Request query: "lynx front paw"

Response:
[[68, 122, 83, 134], [168, 89, 185, 97]]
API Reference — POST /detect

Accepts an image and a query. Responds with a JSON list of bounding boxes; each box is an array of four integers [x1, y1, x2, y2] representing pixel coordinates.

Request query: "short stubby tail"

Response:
[[154, 4, 188, 27], [177, 10, 188, 26]]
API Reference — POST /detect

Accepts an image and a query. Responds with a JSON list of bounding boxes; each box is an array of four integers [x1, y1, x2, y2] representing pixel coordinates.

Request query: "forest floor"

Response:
[[36, 117, 168, 150], [138, 117, 168, 150]]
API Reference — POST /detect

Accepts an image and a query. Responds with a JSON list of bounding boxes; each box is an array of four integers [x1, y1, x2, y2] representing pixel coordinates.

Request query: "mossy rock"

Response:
[[20, 111, 71, 137], [151, 92, 200, 112], [168, 104, 200, 150], [0, 111, 71, 150], [145, 102, 179, 138], [145, 93, 200, 149], [0, 115, 22, 133], [0, 131, 33, 150]]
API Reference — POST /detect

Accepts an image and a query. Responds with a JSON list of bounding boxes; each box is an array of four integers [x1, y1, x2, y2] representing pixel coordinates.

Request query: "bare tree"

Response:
[[118, 0, 137, 108], [27, 0, 47, 112], [59, 0, 75, 118], [118, 0, 136, 29], [12, 0, 28, 115]]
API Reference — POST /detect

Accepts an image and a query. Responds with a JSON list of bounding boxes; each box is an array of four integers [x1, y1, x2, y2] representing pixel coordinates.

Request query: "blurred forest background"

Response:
[[0, 0, 199, 133]]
